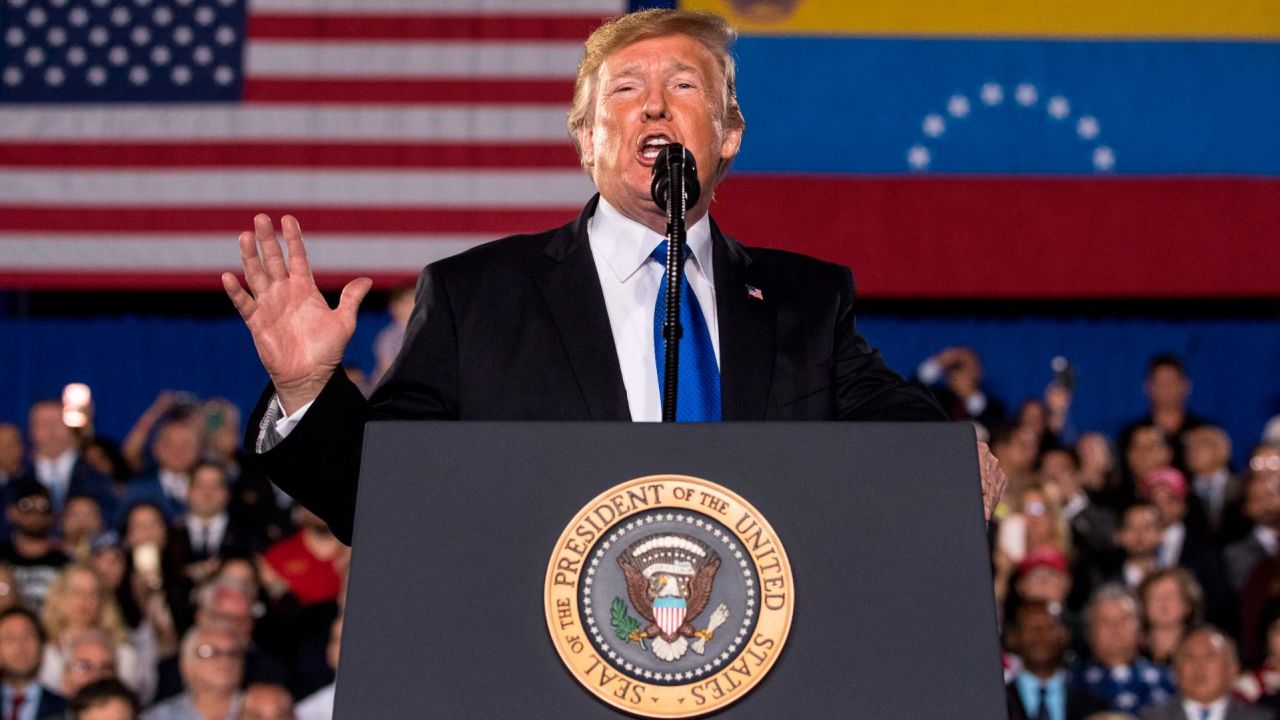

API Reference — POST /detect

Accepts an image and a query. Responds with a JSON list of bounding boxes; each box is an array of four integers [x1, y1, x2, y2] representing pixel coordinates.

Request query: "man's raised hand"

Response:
[[222, 214, 372, 415]]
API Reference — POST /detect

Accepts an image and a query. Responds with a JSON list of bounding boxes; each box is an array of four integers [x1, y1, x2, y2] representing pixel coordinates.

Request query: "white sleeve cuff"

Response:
[[254, 395, 316, 453], [965, 391, 988, 417], [918, 358, 942, 384]]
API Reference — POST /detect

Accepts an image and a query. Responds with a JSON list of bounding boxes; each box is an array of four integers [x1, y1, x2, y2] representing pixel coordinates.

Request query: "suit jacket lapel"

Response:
[[712, 220, 775, 420], [532, 196, 631, 421]]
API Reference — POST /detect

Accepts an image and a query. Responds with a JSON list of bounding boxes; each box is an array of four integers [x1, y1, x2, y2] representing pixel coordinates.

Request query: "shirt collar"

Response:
[[1182, 696, 1229, 719], [589, 196, 713, 284]]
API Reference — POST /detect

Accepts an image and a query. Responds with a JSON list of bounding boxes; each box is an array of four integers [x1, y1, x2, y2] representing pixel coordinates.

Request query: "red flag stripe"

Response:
[[0, 207, 580, 233], [0, 142, 581, 169], [0, 271, 421, 291], [247, 13, 610, 41], [241, 78, 574, 104]]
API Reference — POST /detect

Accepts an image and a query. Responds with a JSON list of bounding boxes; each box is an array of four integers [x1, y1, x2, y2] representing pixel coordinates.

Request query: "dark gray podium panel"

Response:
[[336, 422, 1004, 719]]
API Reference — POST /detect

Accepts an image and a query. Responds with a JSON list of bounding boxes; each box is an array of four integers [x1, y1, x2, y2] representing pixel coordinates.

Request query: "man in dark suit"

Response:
[[1140, 627, 1274, 720], [0, 607, 67, 720], [14, 400, 116, 526], [221, 9, 1007, 545], [1005, 601, 1109, 720]]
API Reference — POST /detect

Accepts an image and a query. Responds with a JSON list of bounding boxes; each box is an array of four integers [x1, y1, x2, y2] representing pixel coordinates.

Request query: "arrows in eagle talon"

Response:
[[690, 603, 729, 655]]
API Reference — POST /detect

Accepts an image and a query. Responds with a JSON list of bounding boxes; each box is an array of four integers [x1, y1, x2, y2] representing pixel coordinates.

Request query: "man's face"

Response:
[[1184, 429, 1228, 476], [152, 423, 199, 474], [202, 589, 255, 646], [182, 629, 244, 695], [1246, 476, 1280, 528], [1146, 365, 1190, 409], [0, 424, 23, 472], [1127, 427, 1172, 478], [239, 684, 295, 720], [577, 34, 742, 231], [1117, 506, 1162, 559], [64, 640, 118, 697], [29, 403, 74, 459], [1088, 598, 1139, 668], [1175, 632, 1237, 704], [1149, 486, 1186, 528], [8, 493, 53, 537], [1013, 607, 1068, 668], [0, 615, 42, 681], [188, 466, 230, 519], [62, 496, 103, 541]]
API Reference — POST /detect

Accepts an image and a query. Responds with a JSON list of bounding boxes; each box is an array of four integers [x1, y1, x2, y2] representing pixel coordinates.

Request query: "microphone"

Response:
[[650, 143, 701, 212]]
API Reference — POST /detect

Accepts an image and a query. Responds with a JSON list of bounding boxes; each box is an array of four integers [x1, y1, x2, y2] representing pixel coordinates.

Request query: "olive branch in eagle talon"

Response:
[[610, 533, 730, 663]]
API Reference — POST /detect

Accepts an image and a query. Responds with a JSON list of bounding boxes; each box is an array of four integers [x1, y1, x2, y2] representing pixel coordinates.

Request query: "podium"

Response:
[[334, 422, 1006, 718]]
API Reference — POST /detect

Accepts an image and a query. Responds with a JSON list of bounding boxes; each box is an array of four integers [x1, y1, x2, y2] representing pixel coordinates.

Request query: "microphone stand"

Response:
[[658, 148, 687, 423]]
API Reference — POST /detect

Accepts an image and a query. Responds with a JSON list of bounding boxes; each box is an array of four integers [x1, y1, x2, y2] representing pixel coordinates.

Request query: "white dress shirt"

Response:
[[268, 198, 720, 439], [1181, 696, 1228, 720], [34, 449, 75, 504], [186, 512, 230, 555], [1159, 522, 1186, 568]]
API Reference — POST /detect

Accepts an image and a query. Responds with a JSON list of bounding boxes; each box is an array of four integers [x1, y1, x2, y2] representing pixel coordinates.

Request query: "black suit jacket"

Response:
[[1005, 680, 1109, 720], [248, 197, 945, 543]]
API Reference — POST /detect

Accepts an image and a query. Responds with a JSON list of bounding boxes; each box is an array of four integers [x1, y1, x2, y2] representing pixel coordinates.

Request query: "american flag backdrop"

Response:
[[0, 0, 623, 289]]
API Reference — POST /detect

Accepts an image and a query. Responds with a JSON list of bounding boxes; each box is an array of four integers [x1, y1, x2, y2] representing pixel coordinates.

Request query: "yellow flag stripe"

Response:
[[682, 0, 1280, 40]]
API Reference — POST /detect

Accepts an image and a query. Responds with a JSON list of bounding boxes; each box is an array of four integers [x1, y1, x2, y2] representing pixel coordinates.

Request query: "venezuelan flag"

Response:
[[680, 0, 1280, 298]]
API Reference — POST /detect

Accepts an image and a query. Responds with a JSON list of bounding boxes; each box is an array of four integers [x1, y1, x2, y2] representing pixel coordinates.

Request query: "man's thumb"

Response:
[[338, 277, 374, 319]]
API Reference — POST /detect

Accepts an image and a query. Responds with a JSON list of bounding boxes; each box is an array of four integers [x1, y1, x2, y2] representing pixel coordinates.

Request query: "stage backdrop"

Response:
[[1, 0, 1276, 297]]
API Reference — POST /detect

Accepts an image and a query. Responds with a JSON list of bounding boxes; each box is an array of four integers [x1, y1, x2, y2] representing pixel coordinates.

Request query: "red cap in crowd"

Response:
[[1142, 466, 1188, 499], [1018, 546, 1068, 577]]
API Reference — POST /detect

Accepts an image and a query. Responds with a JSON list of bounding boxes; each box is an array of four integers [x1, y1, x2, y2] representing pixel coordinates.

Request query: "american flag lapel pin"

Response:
[[746, 284, 764, 301]]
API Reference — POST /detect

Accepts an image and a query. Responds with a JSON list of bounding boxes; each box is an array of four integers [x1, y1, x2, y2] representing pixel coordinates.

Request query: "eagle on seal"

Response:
[[617, 533, 724, 662]]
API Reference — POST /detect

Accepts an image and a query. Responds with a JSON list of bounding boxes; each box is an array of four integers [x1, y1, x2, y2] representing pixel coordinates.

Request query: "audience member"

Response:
[[1185, 426, 1248, 544], [2, 481, 70, 611], [1227, 474, 1280, 592], [1119, 355, 1209, 477], [917, 346, 1007, 430], [122, 422, 201, 523], [1127, 428, 1175, 497], [70, 678, 140, 720], [0, 606, 67, 719], [1140, 627, 1273, 720], [0, 423, 23, 485], [193, 581, 286, 689], [62, 496, 113, 563], [19, 400, 115, 520], [236, 683, 293, 720], [39, 563, 153, 704], [173, 465, 256, 588], [1235, 618, 1280, 704], [141, 627, 243, 720], [1076, 585, 1175, 714], [1115, 502, 1165, 592], [1138, 568, 1204, 666], [61, 631, 119, 700], [372, 284, 415, 386], [293, 617, 340, 720], [1078, 431, 1128, 511], [1042, 446, 1119, 609], [1006, 601, 1108, 720], [0, 562, 22, 613]]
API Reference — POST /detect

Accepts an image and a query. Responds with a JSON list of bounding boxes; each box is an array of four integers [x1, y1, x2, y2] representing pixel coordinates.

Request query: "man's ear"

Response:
[[719, 124, 743, 162], [577, 124, 595, 169]]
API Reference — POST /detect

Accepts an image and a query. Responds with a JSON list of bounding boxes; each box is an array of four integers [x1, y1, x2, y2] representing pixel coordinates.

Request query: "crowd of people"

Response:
[[0, 345, 1277, 719], [924, 349, 1280, 719], [0, 393, 343, 720]]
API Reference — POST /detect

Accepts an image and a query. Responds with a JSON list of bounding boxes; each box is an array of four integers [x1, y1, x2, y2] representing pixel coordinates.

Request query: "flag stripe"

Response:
[[240, 78, 574, 104], [247, 14, 608, 40], [244, 41, 584, 78], [0, 207, 579, 233], [0, 142, 580, 169], [0, 169, 595, 206], [0, 235, 483, 269], [0, 106, 572, 141], [248, 0, 623, 15]]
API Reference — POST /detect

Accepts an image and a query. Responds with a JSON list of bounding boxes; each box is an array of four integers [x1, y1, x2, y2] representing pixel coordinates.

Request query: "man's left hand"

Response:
[[977, 441, 1007, 521]]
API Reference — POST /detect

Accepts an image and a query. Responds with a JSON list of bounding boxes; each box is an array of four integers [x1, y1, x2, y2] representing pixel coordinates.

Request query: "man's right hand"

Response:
[[222, 214, 372, 415]]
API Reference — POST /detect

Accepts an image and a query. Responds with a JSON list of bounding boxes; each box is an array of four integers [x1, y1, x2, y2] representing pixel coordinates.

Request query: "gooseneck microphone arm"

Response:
[[650, 144, 701, 423]]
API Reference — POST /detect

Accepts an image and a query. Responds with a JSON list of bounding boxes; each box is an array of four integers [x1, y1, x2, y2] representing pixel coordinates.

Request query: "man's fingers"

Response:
[[281, 215, 312, 279], [221, 271, 257, 320], [254, 213, 289, 281], [238, 231, 269, 294], [337, 277, 374, 322]]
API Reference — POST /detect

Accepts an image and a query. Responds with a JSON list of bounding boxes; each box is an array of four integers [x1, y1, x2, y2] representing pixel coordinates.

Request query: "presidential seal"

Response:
[[545, 475, 794, 718]]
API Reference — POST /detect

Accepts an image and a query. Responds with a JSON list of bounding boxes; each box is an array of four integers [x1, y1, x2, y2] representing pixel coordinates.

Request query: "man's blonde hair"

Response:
[[567, 9, 746, 181]]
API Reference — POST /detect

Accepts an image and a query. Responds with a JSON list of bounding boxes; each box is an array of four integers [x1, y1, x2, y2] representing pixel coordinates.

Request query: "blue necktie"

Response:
[[651, 241, 721, 422]]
